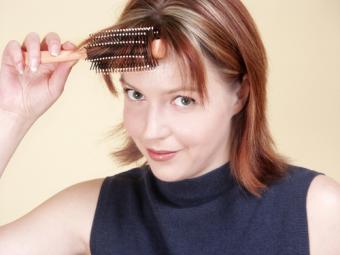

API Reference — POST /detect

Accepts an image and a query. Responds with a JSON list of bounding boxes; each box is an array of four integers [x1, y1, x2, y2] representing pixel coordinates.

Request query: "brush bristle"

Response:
[[84, 26, 160, 74]]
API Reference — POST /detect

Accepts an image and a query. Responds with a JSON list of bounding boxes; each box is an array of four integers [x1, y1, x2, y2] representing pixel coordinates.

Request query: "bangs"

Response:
[[162, 27, 209, 106]]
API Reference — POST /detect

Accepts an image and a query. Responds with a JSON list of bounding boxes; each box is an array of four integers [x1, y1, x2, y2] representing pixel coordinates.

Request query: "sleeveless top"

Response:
[[89, 162, 324, 255]]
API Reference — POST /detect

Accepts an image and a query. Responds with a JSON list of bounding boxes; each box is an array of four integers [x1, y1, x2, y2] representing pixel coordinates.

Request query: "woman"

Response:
[[1, 0, 340, 254]]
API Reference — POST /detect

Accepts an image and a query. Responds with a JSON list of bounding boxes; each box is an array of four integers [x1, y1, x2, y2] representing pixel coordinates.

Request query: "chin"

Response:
[[148, 164, 189, 182]]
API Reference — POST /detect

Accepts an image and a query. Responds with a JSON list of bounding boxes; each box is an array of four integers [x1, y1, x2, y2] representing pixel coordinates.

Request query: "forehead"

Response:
[[120, 52, 190, 90], [120, 50, 229, 98]]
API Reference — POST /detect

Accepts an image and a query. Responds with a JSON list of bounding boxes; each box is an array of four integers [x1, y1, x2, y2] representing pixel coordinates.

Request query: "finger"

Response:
[[61, 41, 77, 51], [22, 32, 41, 73], [1, 40, 24, 75], [61, 41, 79, 67], [49, 60, 76, 96], [41, 32, 61, 56], [48, 41, 78, 95]]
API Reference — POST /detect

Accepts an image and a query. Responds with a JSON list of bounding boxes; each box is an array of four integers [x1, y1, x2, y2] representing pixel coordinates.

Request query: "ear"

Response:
[[232, 75, 250, 116]]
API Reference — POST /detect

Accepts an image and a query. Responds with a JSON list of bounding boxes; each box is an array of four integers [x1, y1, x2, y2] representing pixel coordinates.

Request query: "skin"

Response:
[[307, 175, 340, 255], [1, 32, 340, 255], [120, 50, 248, 182]]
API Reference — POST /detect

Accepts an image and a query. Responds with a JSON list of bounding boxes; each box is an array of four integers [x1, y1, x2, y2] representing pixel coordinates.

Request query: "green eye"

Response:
[[123, 88, 144, 101], [174, 96, 196, 107]]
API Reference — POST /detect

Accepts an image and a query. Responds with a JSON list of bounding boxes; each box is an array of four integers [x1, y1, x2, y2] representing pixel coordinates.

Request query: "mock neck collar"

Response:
[[144, 161, 235, 207]]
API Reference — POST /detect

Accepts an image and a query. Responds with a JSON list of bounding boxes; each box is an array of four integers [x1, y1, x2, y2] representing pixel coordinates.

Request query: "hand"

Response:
[[0, 32, 78, 124]]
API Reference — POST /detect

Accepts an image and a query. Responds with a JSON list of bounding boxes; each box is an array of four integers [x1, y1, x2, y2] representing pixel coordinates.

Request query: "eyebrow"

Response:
[[119, 76, 197, 94]]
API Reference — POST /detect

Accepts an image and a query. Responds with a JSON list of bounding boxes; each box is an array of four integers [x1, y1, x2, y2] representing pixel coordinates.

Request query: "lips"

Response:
[[147, 148, 176, 154], [146, 148, 178, 161]]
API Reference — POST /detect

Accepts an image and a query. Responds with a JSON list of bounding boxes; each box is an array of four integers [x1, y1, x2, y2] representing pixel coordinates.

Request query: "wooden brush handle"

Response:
[[23, 48, 87, 65]]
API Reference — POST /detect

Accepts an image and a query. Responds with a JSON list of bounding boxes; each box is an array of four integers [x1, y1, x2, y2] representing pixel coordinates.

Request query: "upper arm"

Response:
[[307, 174, 340, 255], [0, 178, 104, 255]]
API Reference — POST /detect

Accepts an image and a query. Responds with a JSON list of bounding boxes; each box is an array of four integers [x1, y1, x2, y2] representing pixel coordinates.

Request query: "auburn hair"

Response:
[[77, 0, 291, 198]]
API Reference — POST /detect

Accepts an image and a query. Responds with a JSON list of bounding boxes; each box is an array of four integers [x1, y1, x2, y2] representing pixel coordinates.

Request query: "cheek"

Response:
[[170, 112, 218, 147], [179, 103, 232, 148], [123, 104, 144, 137]]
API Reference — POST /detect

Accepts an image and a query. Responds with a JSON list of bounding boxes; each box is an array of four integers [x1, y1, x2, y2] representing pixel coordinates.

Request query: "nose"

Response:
[[142, 104, 171, 140]]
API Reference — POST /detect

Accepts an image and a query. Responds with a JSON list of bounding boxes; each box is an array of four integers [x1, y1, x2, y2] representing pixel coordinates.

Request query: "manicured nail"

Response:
[[51, 44, 59, 56], [16, 63, 24, 75], [30, 58, 38, 72]]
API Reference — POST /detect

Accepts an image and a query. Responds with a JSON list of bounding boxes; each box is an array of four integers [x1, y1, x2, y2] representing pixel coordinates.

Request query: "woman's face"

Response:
[[120, 52, 241, 182]]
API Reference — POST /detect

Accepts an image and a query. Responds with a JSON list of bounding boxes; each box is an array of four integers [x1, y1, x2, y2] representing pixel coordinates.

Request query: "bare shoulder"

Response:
[[307, 174, 340, 255], [64, 177, 105, 254], [0, 177, 105, 255]]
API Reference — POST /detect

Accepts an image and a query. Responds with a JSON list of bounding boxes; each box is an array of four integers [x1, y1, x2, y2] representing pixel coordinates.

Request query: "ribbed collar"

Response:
[[144, 161, 235, 207]]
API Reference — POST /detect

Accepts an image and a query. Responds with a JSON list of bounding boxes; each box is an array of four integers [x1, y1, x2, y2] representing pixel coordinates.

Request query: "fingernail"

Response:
[[30, 59, 38, 72], [16, 63, 24, 75], [51, 44, 60, 56]]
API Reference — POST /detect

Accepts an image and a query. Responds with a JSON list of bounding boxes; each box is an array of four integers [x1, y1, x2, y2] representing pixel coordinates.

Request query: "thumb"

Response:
[[49, 41, 79, 94], [60, 41, 79, 68]]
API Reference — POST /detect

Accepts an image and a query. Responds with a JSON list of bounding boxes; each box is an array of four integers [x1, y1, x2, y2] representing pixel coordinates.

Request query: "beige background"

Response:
[[0, 0, 339, 225]]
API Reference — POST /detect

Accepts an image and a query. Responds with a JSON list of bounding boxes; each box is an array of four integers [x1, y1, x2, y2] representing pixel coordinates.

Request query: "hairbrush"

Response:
[[23, 26, 166, 73]]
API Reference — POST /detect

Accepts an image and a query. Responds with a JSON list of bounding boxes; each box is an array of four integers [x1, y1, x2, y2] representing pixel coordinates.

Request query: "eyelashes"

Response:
[[122, 88, 196, 107], [123, 88, 144, 100]]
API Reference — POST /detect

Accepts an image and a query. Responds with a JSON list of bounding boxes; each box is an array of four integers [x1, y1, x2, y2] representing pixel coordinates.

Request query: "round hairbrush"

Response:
[[23, 26, 167, 74]]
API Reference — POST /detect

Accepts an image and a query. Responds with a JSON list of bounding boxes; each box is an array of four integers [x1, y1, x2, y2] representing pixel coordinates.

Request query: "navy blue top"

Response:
[[90, 161, 324, 254]]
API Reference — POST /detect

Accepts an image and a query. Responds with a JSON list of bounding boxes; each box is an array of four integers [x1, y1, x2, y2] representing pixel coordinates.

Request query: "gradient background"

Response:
[[0, 0, 339, 225]]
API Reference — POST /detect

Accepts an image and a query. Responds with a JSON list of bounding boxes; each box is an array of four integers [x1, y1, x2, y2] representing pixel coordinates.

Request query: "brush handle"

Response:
[[23, 48, 87, 65]]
